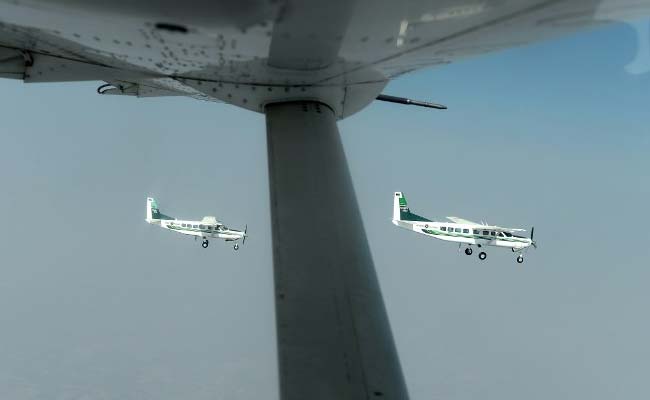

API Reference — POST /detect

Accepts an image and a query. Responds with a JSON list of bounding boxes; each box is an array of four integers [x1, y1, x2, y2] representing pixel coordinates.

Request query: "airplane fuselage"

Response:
[[393, 219, 533, 250], [148, 218, 244, 241]]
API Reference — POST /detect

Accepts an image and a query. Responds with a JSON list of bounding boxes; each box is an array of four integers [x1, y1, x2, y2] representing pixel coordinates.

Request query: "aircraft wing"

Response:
[[446, 218, 526, 232], [0, 2, 643, 400], [446, 216, 481, 225], [478, 225, 527, 233], [1, 0, 648, 117]]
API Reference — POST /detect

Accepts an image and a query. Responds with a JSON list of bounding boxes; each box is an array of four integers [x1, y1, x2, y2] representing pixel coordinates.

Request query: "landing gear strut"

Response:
[[464, 247, 473, 256], [478, 251, 487, 260], [201, 239, 209, 248]]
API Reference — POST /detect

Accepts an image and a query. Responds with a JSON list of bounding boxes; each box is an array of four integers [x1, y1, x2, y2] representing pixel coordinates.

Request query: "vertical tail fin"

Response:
[[393, 192, 430, 222], [393, 192, 407, 221], [146, 197, 174, 222]]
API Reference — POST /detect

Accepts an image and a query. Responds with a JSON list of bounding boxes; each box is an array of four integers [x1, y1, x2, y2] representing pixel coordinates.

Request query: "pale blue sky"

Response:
[[1, 21, 649, 400]]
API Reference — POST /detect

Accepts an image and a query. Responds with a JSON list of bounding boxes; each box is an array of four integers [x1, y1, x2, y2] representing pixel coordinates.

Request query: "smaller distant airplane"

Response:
[[145, 197, 247, 250], [392, 192, 536, 263]]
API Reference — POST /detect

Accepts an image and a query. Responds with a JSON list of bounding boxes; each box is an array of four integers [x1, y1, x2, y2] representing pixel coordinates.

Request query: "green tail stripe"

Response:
[[151, 209, 174, 220], [400, 210, 431, 222]]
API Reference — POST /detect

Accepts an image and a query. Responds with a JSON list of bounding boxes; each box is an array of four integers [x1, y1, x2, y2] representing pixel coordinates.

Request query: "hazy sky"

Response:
[[1, 21, 649, 400]]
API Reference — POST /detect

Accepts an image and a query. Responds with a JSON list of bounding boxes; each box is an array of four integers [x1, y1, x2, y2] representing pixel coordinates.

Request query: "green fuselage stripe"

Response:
[[167, 225, 237, 235], [421, 228, 528, 243]]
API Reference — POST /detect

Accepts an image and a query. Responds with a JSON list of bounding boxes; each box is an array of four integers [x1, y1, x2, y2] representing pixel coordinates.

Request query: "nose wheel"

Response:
[[464, 247, 473, 255], [201, 239, 209, 248], [478, 251, 487, 260], [516, 255, 524, 263], [233, 243, 239, 251]]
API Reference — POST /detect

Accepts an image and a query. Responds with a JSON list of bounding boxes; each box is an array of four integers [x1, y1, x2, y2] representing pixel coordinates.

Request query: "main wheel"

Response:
[[517, 255, 524, 264], [465, 247, 473, 255], [233, 243, 239, 251], [202, 240, 209, 248], [478, 251, 487, 260]]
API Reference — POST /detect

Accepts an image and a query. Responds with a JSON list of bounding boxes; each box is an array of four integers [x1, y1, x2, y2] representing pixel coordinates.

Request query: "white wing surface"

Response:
[[446, 216, 481, 225], [477, 226, 527, 233], [0, 2, 643, 400], [1, 0, 648, 117]]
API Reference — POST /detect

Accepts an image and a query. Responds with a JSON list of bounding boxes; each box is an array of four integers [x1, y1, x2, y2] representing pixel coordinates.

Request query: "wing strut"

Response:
[[266, 101, 409, 400]]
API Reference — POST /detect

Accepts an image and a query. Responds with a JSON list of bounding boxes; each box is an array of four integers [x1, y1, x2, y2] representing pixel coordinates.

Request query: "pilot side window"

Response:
[[498, 232, 505, 237], [490, 231, 496, 236], [504, 232, 512, 237]]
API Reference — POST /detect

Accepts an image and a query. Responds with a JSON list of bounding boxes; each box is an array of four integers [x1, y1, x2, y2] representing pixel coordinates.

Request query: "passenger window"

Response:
[[483, 230, 489, 235], [199, 225, 205, 229], [454, 228, 461, 233], [463, 229, 469, 234], [490, 231, 496, 236], [181, 223, 186, 227], [473, 229, 479, 234], [441, 227, 446, 231], [193, 225, 198, 229]]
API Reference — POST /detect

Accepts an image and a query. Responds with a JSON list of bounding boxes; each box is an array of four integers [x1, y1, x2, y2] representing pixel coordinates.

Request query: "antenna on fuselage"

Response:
[[376, 94, 447, 110]]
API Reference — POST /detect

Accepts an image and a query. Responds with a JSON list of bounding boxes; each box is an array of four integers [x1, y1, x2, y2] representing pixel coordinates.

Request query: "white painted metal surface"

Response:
[[1, 0, 648, 117]]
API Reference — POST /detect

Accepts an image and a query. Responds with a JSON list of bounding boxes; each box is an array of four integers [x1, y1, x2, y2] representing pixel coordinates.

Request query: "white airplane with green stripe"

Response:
[[392, 192, 536, 264], [145, 197, 247, 250]]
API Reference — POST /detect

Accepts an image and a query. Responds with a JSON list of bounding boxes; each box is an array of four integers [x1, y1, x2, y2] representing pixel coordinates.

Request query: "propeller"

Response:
[[530, 226, 537, 249], [242, 224, 247, 245]]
